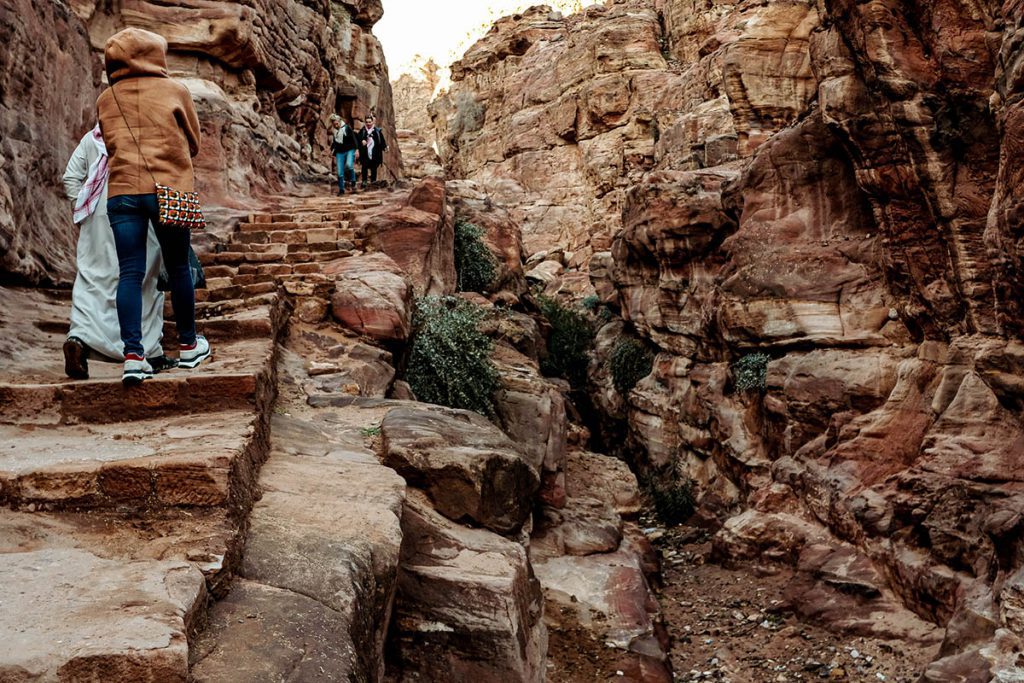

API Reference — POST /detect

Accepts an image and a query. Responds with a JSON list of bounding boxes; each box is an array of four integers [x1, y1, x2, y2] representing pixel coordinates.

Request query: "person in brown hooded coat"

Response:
[[96, 27, 211, 385]]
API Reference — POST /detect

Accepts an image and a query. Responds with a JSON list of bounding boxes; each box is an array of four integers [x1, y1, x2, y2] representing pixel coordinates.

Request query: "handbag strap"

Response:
[[109, 83, 158, 188]]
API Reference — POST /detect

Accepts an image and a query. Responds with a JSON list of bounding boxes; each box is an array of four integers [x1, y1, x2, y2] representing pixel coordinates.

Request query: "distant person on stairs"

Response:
[[97, 27, 211, 386], [357, 113, 387, 189], [329, 114, 358, 195], [62, 124, 175, 380]]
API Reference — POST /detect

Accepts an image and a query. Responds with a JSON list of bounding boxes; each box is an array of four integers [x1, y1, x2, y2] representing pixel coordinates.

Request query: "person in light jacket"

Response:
[[96, 27, 210, 385], [61, 124, 172, 379]]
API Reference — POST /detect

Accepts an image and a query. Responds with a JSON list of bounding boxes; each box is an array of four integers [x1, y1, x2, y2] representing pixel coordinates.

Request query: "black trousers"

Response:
[[361, 162, 379, 185]]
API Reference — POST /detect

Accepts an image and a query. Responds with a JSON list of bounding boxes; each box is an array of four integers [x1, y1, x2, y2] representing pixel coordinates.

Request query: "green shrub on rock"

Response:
[[454, 219, 497, 293], [642, 470, 696, 527], [581, 294, 600, 312], [406, 296, 499, 416], [732, 352, 771, 392], [537, 295, 595, 390], [609, 338, 654, 395]]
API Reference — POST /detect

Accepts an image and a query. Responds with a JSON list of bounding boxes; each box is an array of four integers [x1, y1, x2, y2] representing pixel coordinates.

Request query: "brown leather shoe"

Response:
[[63, 337, 89, 379]]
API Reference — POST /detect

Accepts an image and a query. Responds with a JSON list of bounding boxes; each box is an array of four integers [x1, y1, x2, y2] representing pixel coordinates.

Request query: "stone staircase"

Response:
[[0, 188, 401, 681], [197, 195, 382, 305]]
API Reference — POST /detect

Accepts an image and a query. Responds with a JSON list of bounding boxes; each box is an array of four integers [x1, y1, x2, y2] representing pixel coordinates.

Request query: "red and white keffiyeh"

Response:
[[72, 125, 108, 224]]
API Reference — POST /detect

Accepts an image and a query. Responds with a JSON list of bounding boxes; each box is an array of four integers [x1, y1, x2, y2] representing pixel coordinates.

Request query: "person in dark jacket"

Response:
[[330, 114, 358, 194], [357, 113, 387, 189]]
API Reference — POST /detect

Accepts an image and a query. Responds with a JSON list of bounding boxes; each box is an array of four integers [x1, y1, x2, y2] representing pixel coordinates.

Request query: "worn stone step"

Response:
[[162, 298, 285, 344], [0, 548, 206, 681], [203, 264, 238, 279], [238, 220, 348, 233], [286, 241, 349, 254], [200, 245, 289, 266], [192, 293, 280, 320], [196, 281, 278, 304], [0, 409, 266, 511], [230, 229, 356, 247], [0, 337, 277, 425], [190, 412, 405, 682]]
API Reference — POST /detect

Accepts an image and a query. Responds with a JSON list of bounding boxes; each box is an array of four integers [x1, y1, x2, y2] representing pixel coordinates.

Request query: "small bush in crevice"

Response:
[[537, 295, 595, 390], [406, 296, 499, 416], [581, 294, 600, 312], [609, 338, 654, 395], [454, 219, 497, 293], [642, 470, 696, 527], [732, 352, 770, 392]]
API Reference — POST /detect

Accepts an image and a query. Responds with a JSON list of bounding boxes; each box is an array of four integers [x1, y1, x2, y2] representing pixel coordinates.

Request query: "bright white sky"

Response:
[[377, 0, 583, 80]]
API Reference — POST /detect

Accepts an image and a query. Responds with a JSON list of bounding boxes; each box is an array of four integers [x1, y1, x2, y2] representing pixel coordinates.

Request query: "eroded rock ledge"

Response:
[[429, 0, 1024, 677]]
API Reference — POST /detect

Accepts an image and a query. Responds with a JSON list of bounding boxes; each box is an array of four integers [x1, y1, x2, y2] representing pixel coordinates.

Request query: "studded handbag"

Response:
[[154, 184, 206, 231], [110, 85, 206, 231]]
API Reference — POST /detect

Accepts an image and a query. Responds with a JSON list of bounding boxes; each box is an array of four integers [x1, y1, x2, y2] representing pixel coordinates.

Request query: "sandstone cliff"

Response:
[[0, 0, 101, 285], [434, 0, 1024, 676]]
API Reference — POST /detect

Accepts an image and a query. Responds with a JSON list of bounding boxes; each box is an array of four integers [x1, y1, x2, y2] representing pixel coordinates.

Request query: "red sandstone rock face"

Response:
[[0, 0, 101, 284], [436, 0, 1024, 675], [358, 176, 455, 296], [432, 0, 818, 264]]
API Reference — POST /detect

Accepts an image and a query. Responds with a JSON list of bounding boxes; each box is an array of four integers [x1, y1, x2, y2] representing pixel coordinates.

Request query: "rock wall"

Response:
[[0, 0, 101, 285], [438, 0, 1024, 676], [0, 0, 402, 284], [392, 73, 435, 144], [430, 0, 816, 264]]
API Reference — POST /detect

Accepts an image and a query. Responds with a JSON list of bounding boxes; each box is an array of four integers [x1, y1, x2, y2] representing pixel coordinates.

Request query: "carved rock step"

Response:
[[189, 292, 281, 321], [0, 410, 264, 511], [230, 227, 357, 245], [238, 220, 349, 233], [0, 336, 277, 425], [0, 548, 206, 682], [195, 281, 278, 304], [0, 506, 241, 595], [191, 412, 406, 682]]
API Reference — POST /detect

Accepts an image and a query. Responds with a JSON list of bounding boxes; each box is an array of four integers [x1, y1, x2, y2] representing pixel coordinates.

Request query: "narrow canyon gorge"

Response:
[[0, 0, 1022, 681]]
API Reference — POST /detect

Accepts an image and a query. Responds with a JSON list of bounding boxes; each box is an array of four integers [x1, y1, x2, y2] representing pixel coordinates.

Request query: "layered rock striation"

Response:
[[435, 0, 1024, 676]]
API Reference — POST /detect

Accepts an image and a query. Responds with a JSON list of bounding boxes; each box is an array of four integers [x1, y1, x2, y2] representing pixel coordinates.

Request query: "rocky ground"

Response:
[[547, 519, 940, 682]]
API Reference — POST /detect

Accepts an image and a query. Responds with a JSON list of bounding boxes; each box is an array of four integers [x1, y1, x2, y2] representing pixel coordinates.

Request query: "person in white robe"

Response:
[[61, 124, 169, 378]]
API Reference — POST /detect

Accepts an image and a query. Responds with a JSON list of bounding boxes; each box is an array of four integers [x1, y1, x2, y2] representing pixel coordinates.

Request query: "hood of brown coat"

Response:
[[104, 28, 169, 83]]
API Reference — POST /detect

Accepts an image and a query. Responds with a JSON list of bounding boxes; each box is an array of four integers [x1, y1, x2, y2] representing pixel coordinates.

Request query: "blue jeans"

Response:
[[335, 150, 355, 190], [108, 193, 196, 357]]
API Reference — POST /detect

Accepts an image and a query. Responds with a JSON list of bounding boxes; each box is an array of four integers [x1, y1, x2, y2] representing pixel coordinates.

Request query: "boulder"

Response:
[[565, 450, 642, 517], [360, 177, 455, 296], [532, 496, 624, 558], [327, 253, 412, 343], [491, 344, 568, 507], [386, 490, 547, 682], [532, 526, 670, 681], [381, 405, 539, 534]]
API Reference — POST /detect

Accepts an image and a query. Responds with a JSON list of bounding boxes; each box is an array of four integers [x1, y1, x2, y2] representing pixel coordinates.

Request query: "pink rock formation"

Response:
[[326, 252, 413, 342], [0, 0, 100, 285], [357, 176, 455, 295], [435, 0, 1024, 675]]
